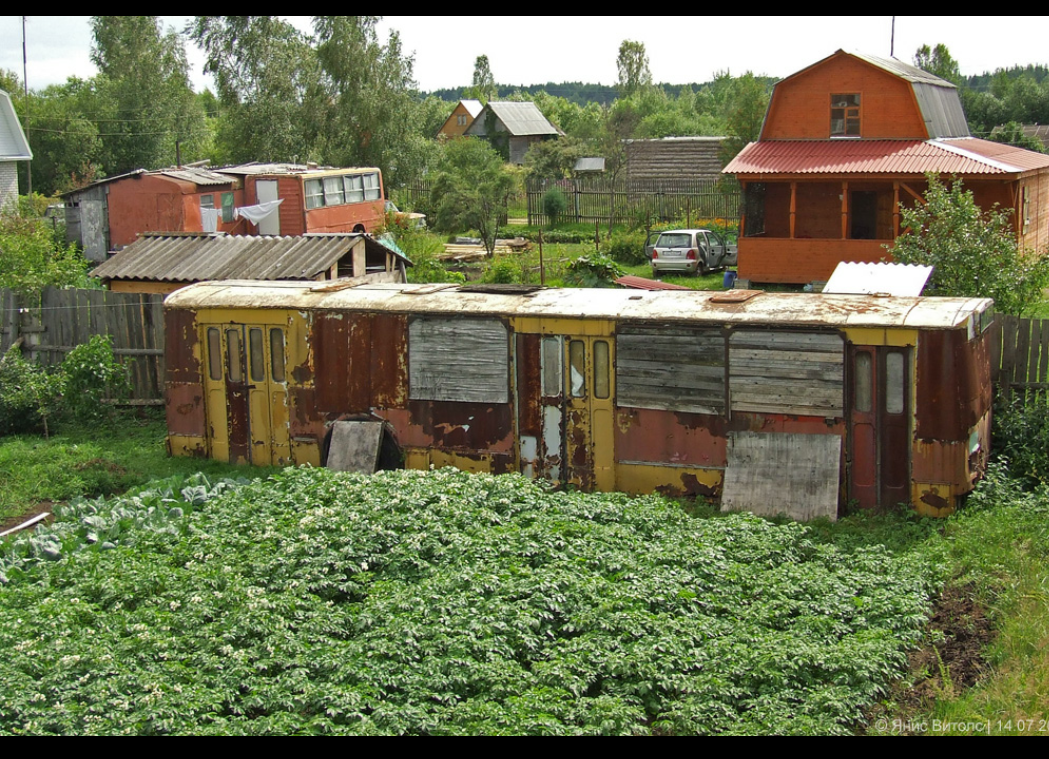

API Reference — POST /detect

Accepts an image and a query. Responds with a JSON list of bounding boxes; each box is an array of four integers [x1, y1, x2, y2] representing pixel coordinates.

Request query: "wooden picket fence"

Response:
[[992, 313, 1049, 399], [0, 287, 165, 403]]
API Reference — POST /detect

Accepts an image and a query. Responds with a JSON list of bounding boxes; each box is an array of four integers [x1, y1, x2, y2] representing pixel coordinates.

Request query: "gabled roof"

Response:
[[0, 90, 32, 161], [92, 233, 409, 284], [771, 49, 969, 140], [61, 165, 234, 196], [460, 99, 484, 118], [464, 102, 561, 137], [725, 137, 1049, 177]]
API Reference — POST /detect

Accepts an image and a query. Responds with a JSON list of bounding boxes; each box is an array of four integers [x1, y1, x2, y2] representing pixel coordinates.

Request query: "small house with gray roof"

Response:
[[464, 101, 562, 164]]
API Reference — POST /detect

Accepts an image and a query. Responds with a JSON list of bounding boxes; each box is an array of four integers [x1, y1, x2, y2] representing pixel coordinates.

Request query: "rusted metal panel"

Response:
[[916, 328, 992, 441], [164, 307, 200, 385], [408, 400, 515, 452], [313, 313, 350, 412], [166, 383, 205, 437], [517, 334, 542, 437], [615, 407, 727, 468], [370, 313, 407, 408]]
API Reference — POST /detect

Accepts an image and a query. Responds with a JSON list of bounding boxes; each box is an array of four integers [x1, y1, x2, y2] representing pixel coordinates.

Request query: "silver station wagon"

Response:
[[647, 229, 738, 276]]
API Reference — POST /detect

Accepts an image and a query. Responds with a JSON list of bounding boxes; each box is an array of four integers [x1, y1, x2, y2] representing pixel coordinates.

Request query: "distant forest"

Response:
[[425, 79, 780, 106]]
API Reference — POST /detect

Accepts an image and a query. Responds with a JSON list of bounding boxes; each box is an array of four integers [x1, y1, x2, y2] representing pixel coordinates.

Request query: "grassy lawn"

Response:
[[0, 410, 280, 526]]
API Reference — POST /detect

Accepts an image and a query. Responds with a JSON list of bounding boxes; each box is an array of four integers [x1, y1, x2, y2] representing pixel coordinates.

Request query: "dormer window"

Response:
[[831, 94, 860, 136]]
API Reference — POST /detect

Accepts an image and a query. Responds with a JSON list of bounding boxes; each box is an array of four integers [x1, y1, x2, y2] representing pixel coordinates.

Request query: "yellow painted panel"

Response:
[[912, 482, 957, 518], [404, 448, 493, 474], [168, 435, 208, 458], [843, 328, 886, 346], [884, 329, 918, 347], [512, 316, 615, 337], [292, 440, 322, 467], [616, 463, 724, 498]]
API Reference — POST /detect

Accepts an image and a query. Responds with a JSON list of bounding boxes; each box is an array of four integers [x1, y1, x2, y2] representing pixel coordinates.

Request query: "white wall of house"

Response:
[[0, 162, 18, 210]]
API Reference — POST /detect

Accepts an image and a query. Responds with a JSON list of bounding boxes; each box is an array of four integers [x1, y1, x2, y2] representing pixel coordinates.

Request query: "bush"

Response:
[[542, 186, 568, 227], [601, 229, 649, 265], [484, 256, 524, 284], [0, 212, 89, 297], [992, 392, 1049, 488], [62, 336, 130, 423], [0, 345, 64, 437], [564, 253, 624, 288]]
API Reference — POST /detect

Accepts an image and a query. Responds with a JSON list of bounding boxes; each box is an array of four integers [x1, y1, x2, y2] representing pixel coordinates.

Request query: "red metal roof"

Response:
[[615, 275, 693, 291], [725, 138, 1049, 176]]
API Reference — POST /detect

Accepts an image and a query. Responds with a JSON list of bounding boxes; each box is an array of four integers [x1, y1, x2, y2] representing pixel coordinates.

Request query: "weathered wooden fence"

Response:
[[527, 177, 741, 227], [0, 287, 165, 403], [992, 314, 1049, 398]]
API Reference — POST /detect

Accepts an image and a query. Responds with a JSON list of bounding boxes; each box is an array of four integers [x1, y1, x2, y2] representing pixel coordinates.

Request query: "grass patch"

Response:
[[0, 410, 279, 523]]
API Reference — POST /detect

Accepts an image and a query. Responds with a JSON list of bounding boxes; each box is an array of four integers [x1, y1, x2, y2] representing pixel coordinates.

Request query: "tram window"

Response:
[[886, 353, 905, 414], [569, 341, 586, 397], [207, 328, 222, 381], [270, 329, 286, 383], [226, 329, 243, 382], [594, 341, 610, 400], [854, 352, 872, 413], [542, 337, 561, 397], [249, 328, 265, 382]]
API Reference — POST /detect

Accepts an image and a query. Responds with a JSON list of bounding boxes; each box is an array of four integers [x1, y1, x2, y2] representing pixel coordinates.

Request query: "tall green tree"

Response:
[[467, 55, 496, 104], [90, 16, 207, 173], [720, 72, 770, 162], [313, 16, 428, 188], [616, 40, 652, 98], [191, 16, 323, 164], [914, 43, 963, 87], [430, 139, 514, 256]]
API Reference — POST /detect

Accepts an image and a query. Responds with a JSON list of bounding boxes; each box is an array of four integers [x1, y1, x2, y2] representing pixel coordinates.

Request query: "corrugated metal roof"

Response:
[[155, 166, 234, 186], [92, 233, 407, 284], [465, 102, 561, 137], [911, 81, 970, 139], [0, 91, 31, 161], [725, 137, 1049, 176], [166, 281, 991, 332], [574, 157, 605, 172], [824, 262, 933, 297], [848, 51, 955, 88]]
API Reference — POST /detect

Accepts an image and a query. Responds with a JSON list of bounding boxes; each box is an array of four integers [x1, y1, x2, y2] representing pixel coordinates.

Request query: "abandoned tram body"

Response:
[[164, 281, 993, 519]]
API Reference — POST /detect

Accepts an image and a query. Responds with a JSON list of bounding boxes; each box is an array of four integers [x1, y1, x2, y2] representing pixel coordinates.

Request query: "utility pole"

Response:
[[22, 16, 32, 196]]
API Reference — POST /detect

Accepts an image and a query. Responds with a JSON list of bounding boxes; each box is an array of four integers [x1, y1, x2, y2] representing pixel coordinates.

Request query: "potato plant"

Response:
[[0, 468, 937, 735]]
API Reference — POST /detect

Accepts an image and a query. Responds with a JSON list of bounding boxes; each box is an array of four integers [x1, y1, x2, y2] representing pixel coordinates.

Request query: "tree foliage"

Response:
[[616, 40, 652, 98], [430, 139, 514, 256], [466, 54, 496, 104], [889, 174, 1049, 315], [0, 212, 89, 297], [914, 43, 963, 87], [89, 16, 208, 174]]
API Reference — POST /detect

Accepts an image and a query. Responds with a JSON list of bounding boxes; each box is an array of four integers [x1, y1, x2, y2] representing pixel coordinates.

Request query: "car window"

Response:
[[657, 233, 692, 248]]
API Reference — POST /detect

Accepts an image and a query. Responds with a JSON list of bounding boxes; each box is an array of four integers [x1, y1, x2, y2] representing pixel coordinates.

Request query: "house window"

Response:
[[199, 194, 215, 210], [830, 94, 860, 137], [457, 114, 467, 127]]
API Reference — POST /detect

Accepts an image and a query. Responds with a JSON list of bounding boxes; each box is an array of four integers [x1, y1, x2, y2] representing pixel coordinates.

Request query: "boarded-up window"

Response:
[[409, 318, 509, 403], [729, 331, 844, 416], [617, 326, 726, 415]]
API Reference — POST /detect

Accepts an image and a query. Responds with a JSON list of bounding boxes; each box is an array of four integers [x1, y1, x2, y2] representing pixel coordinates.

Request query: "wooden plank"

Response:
[[990, 313, 1004, 383], [1000, 315, 1018, 391], [1038, 319, 1049, 387], [1014, 318, 1032, 390]]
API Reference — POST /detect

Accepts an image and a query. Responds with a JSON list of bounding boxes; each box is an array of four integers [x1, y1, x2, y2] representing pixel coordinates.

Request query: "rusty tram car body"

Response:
[[164, 281, 993, 519]]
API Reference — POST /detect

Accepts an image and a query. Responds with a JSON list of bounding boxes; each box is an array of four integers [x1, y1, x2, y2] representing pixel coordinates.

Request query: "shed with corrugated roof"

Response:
[[90, 233, 410, 295]]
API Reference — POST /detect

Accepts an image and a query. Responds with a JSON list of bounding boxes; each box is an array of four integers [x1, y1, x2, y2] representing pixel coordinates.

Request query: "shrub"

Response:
[[564, 253, 624, 288], [0, 345, 64, 437], [62, 336, 130, 424], [992, 392, 1049, 488], [542, 186, 568, 227], [484, 256, 523, 284], [601, 229, 649, 265]]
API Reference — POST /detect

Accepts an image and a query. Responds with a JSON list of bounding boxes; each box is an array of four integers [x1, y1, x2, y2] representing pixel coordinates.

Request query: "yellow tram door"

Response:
[[202, 324, 290, 466], [564, 335, 616, 491]]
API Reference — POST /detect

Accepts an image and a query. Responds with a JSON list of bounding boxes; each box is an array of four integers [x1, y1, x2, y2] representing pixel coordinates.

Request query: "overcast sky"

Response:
[[2, 16, 1047, 94]]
